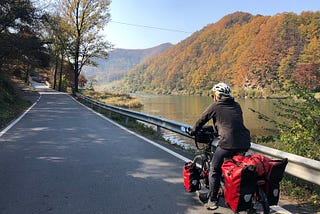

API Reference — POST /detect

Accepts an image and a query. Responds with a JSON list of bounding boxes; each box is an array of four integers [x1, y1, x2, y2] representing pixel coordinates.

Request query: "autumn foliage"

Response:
[[124, 12, 320, 95], [79, 75, 88, 88]]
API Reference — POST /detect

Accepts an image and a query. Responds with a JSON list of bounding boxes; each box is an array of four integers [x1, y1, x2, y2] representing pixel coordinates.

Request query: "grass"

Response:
[[81, 90, 143, 108], [281, 174, 320, 212], [2, 82, 318, 212], [251, 135, 320, 211], [0, 75, 31, 129], [79, 98, 162, 141], [78, 95, 320, 212]]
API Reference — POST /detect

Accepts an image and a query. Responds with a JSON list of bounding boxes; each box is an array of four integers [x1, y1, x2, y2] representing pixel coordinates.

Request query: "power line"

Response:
[[110, 20, 192, 34]]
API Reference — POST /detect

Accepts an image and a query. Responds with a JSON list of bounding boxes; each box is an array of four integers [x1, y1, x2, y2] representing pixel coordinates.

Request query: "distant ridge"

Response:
[[83, 43, 172, 84], [122, 11, 320, 95]]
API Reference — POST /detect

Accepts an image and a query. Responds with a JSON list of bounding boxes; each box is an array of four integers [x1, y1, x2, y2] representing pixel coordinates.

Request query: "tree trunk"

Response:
[[74, 39, 80, 94], [59, 53, 63, 92], [24, 67, 29, 84], [53, 56, 58, 90]]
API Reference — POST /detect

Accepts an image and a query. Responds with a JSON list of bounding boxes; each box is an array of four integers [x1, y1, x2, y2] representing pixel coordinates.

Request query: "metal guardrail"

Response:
[[76, 93, 320, 186]]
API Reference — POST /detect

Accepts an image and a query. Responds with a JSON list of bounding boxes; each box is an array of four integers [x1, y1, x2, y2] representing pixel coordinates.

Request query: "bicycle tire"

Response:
[[193, 154, 210, 168], [258, 186, 270, 214], [193, 154, 210, 187]]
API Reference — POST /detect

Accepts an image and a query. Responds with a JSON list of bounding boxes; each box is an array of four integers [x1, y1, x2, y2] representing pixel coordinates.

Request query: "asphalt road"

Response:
[[0, 91, 209, 214], [0, 87, 313, 214]]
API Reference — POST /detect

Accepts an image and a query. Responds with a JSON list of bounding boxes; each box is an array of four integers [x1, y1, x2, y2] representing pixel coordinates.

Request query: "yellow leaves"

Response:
[[125, 12, 320, 94], [300, 37, 320, 63], [58, 0, 110, 37]]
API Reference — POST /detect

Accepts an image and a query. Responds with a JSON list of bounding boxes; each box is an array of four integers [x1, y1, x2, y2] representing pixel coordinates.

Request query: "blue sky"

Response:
[[103, 0, 320, 50]]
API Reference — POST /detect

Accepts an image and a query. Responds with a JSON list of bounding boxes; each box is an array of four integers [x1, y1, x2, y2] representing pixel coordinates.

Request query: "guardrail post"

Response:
[[75, 93, 320, 186], [125, 117, 129, 126], [157, 126, 161, 137]]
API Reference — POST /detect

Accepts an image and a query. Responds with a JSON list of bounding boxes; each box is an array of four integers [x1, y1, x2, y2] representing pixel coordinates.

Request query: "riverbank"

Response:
[[81, 90, 143, 108], [1, 81, 319, 212], [77, 96, 319, 213]]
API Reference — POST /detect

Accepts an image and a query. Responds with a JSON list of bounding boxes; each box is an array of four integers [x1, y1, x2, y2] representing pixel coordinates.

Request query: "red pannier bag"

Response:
[[222, 156, 257, 212], [245, 154, 271, 177], [182, 162, 201, 192], [264, 158, 288, 205]]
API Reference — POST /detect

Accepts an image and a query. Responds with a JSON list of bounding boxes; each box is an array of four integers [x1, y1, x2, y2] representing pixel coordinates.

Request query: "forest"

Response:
[[0, 2, 319, 207], [121, 12, 320, 97], [83, 43, 172, 85]]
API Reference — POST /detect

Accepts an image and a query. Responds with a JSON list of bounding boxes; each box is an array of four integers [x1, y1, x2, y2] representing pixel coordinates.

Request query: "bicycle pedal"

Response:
[[199, 192, 209, 203], [247, 207, 257, 214]]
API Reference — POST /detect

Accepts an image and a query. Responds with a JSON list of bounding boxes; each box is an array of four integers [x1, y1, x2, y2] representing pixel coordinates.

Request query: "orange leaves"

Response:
[[293, 63, 320, 91], [125, 12, 320, 94]]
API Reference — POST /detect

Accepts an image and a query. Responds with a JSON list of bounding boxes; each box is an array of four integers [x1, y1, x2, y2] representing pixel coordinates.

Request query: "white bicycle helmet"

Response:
[[212, 82, 231, 96]]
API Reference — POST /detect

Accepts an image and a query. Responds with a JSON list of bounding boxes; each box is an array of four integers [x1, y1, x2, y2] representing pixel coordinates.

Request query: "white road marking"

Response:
[[0, 96, 41, 138], [1, 90, 293, 214]]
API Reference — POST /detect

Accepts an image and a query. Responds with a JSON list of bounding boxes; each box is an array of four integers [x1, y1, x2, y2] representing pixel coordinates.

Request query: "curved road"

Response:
[[0, 86, 311, 214]]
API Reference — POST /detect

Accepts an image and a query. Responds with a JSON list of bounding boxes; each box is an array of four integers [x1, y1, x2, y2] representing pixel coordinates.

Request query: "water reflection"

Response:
[[135, 94, 277, 136]]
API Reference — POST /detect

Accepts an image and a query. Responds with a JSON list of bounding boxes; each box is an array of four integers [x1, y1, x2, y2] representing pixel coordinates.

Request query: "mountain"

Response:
[[121, 11, 320, 95], [83, 43, 172, 84]]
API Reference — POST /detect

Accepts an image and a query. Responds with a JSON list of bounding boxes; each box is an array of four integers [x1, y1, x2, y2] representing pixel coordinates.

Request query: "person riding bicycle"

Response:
[[187, 82, 251, 210]]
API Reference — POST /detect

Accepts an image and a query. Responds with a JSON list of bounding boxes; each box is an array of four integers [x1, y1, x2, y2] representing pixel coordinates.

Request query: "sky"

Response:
[[103, 0, 320, 50]]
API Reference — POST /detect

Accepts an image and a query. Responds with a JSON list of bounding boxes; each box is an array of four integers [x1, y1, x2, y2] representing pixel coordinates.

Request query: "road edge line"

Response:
[[0, 95, 41, 138], [73, 95, 293, 214], [72, 95, 191, 162]]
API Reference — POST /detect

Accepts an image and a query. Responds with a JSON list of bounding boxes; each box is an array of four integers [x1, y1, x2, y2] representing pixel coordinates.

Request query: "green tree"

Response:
[[0, 0, 35, 34], [0, 0, 48, 72], [42, 14, 70, 91], [279, 86, 320, 160], [57, 0, 111, 93], [250, 85, 320, 160], [15, 28, 50, 82], [0, 0, 49, 81]]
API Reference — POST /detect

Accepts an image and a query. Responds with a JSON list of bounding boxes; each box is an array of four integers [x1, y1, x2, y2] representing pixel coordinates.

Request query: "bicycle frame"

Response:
[[190, 130, 270, 214]]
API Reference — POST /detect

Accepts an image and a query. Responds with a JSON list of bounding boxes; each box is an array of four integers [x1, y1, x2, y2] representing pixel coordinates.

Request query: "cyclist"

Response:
[[187, 82, 251, 210]]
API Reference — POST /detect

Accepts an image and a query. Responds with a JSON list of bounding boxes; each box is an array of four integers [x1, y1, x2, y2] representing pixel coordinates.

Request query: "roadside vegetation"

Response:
[[282, 174, 320, 212], [250, 85, 320, 161], [0, 0, 319, 212], [248, 84, 320, 210], [81, 90, 143, 109], [0, 75, 31, 129], [77, 90, 320, 212]]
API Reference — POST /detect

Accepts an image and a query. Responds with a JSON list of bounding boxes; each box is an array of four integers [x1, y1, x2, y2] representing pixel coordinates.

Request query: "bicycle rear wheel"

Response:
[[247, 186, 270, 214], [258, 186, 270, 214], [193, 154, 210, 188]]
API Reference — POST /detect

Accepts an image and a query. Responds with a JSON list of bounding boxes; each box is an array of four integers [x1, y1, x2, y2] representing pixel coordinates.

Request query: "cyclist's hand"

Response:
[[186, 127, 195, 136], [213, 132, 219, 138]]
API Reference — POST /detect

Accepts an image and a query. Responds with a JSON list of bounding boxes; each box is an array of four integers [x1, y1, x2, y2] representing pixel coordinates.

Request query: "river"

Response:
[[135, 94, 278, 137]]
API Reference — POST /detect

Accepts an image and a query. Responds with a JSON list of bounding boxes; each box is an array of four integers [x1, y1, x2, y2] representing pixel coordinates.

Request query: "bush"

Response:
[[278, 87, 320, 160], [0, 75, 30, 128], [250, 84, 320, 160], [82, 90, 143, 108]]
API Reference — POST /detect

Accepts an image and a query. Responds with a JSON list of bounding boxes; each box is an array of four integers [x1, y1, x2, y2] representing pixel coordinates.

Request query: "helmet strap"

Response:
[[212, 91, 221, 101]]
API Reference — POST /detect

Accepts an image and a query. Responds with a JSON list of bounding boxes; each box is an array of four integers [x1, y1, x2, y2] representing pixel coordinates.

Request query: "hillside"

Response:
[[83, 43, 172, 85], [120, 11, 320, 95], [0, 75, 34, 129]]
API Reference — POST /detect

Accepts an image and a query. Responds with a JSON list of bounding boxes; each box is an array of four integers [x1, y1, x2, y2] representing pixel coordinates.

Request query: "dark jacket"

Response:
[[192, 96, 251, 150]]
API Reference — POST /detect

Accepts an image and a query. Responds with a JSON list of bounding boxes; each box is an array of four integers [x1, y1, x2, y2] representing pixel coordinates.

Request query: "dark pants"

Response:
[[208, 146, 247, 201]]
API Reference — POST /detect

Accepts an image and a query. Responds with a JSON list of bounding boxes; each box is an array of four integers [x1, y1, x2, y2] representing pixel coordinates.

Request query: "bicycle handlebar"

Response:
[[182, 125, 216, 150]]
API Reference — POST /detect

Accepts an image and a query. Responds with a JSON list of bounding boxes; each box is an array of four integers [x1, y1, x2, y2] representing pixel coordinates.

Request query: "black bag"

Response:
[[264, 158, 288, 205], [195, 126, 214, 144], [182, 162, 201, 192]]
